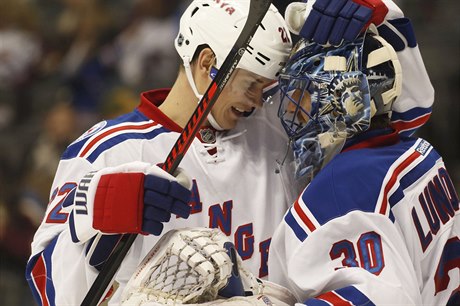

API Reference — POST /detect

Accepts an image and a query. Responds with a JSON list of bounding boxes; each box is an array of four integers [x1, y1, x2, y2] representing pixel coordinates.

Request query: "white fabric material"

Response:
[[284, 1, 316, 35]]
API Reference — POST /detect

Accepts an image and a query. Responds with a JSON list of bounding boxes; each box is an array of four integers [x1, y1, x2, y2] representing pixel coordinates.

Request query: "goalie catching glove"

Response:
[[285, 0, 388, 45], [69, 161, 192, 243], [121, 228, 297, 306]]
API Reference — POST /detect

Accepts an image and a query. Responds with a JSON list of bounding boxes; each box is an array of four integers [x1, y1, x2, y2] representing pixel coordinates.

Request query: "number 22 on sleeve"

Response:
[[46, 182, 77, 223]]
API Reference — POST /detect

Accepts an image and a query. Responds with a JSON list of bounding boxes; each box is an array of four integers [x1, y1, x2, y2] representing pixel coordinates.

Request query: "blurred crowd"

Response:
[[0, 0, 458, 305]]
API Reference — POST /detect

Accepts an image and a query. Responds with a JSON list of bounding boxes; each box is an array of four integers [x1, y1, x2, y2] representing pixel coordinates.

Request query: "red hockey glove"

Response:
[[69, 162, 192, 243]]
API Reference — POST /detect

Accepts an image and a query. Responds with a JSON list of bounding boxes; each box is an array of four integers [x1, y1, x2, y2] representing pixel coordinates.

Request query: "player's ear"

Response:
[[194, 47, 216, 78]]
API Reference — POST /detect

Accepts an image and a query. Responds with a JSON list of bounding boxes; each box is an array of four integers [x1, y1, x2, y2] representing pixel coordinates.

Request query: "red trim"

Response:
[[391, 113, 431, 132], [79, 122, 158, 157], [379, 150, 421, 214], [31, 255, 50, 306], [343, 130, 400, 152], [317, 291, 353, 305], [294, 199, 316, 232], [138, 90, 183, 133]]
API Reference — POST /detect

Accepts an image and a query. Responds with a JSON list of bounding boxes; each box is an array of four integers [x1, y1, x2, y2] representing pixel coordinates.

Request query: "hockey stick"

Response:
[[82, 1, 272, 305]]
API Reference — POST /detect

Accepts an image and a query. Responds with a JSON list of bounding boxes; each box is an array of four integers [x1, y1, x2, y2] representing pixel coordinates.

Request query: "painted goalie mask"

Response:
[[278, 32, 401, 181]]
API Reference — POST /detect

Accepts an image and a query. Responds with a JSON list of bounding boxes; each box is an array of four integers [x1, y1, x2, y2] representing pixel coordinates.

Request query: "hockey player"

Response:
[[269, 28, 459, 305], [26, 1, 295, 305]]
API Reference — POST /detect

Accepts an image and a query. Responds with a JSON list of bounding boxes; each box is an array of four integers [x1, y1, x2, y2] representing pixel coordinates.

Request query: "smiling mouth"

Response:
[[232, 106, 254, 117]]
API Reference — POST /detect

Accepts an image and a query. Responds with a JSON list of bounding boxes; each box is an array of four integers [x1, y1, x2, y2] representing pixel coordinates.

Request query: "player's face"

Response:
[[210, 68, 272, 130], [286, 89, 311, 125]]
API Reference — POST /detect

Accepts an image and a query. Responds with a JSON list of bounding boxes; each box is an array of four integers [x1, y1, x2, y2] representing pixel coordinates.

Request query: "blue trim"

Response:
[[86, 235, 122, 271], [285, 210, 308, 241], [303, 298, 330, 306], [378, 18, 417, 51], [391, 106, 432, 122], [26, 235, 59, 306], [68, 213, 79, 243], [62, 110, 150, 160], [26, 253, 44, 305], [378, 23, 405, 51], [86, 126, 171, 163], [388, 144, 439, 211], [336, 286, 375, 305], [388, 18, 417, 48]]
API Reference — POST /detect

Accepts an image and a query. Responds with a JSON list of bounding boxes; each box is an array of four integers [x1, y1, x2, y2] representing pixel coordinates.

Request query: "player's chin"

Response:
[[220, 120, 237, 131], [218, 111, 241, 130]]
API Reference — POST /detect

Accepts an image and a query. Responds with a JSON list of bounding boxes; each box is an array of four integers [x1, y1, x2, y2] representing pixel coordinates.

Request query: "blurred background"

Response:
[[0, 0, 458, 305]]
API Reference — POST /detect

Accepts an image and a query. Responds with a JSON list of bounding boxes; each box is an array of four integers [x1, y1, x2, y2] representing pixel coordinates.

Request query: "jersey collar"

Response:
[[342, 128, 401, 152], [138, 89, 182, 133], [138, 89, 219, 146]]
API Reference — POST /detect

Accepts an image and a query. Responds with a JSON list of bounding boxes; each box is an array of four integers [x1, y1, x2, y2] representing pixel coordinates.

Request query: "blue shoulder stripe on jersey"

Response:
[[62, 110, 149, 160], [391, 106, 432, 122], [85, 126, 170, 163], [335, 286, 375, 306], [378, 17, 416, 51], [303, 286, 374, 306], [303, 298, 330, 306], [25, 235, 58, 306], [285, 210, 308, 241], [300, 138, 418, 226], [389, 143, 439, 209], [388, 18, 417, 48]]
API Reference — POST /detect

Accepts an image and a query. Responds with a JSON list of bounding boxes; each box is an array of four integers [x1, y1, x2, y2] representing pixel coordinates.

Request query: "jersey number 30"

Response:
[[329, 231, 385, 275]]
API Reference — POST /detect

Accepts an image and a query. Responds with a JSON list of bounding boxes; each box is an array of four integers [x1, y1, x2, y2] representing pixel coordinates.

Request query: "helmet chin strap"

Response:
[[183, 58, 225, 131]]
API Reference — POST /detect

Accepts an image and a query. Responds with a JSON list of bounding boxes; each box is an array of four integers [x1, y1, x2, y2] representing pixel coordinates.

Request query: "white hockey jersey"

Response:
[[269, 129, 460, 305], [25, 89, 301, 305]]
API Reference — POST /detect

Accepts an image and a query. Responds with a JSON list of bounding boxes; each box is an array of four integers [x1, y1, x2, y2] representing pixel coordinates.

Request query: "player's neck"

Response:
[[160, 75, 200, 129]]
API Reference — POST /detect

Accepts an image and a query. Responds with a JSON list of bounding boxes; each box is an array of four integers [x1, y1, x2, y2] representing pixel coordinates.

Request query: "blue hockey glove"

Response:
[[285, 0, 389, 45]]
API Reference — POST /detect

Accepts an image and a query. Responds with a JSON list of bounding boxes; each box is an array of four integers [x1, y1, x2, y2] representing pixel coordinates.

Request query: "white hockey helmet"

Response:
[[175, 0, 292, 80]]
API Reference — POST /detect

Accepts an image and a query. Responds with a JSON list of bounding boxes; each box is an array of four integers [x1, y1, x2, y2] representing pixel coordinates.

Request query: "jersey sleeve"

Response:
[[379, 0, 434, 136], [25, 156, 102, 305]]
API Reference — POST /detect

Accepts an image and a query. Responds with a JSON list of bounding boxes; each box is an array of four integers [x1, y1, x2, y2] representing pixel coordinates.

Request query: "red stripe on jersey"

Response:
[[294, 199, 316, 232], [391, 113, 431, 133], [79, 122, 158, 157], [31, 255, 50, 306], [317, 291, 353, 305], [379, 150, 421, 215]]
